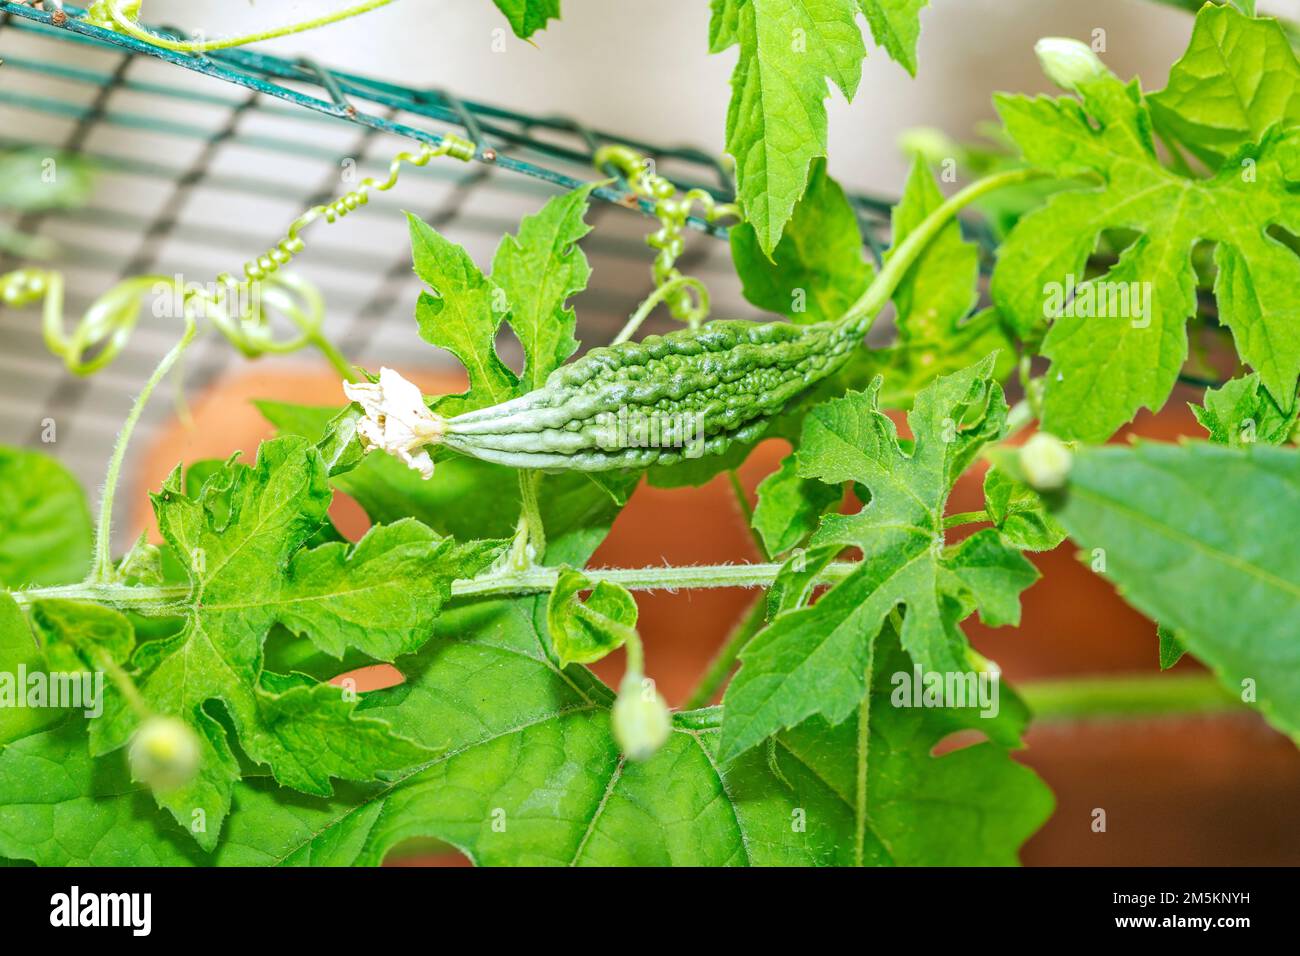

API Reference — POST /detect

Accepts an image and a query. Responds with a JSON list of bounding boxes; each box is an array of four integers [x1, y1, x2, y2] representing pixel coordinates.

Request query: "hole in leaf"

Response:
[[1264, 223, 1300, 260], [330, 663, 403, 693], [1088, 227, 1140, 277], [929, 728, 990, 757], [384, 837, 473, 867]]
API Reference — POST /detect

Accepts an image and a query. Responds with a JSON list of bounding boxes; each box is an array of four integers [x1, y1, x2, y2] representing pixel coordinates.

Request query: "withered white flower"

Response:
[[343, 367, 444, 480]]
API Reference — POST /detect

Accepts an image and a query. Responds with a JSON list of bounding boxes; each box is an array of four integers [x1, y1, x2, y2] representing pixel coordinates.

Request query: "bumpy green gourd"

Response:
[[432, 170, 1026, 472], [441, 317, 864, 470]]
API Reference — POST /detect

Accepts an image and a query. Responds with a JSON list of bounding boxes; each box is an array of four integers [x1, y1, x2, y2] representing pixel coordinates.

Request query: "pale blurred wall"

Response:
[[136, 0, 1218, 197]]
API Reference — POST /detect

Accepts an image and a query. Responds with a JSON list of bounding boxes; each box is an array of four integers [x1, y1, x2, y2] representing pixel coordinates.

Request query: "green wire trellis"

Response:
[[0, 0, 1011, 470], [1, 2, 1223, 405], [0, 0, 1025, 336], [0, 1, 903, 247], [0, 0, 1243, 536], [0, 0, 1238, 566]]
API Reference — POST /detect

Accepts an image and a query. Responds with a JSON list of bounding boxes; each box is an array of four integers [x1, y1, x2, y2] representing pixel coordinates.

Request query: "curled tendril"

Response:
[[596, 144, 740, 329], [83, 0, 138, 30], [228, 135, 475, 285], [0, 135, 477, 377], [0, 267, 327, 376]]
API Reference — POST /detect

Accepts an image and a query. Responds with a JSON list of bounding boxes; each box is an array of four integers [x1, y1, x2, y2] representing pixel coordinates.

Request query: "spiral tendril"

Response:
[[0, 135, 477, 377], [596, 145, 739, 329]]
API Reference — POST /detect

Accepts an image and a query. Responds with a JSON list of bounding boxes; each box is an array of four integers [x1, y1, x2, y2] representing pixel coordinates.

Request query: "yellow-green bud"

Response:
[[1034, 38, 1108, 93], [1020, 432, 1074, 491], [611, 673, 671, 762], [129, 716, 201, 791], [966, 647, 1001, 678], [898, 127, 959, 166]]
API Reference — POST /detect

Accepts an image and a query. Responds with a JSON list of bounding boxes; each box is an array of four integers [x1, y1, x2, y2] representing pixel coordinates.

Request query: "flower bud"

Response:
[[1020, 432, 1073, 491], [1034, 38, 1108, 93], [898, 127, 959, 166], [966, 647, 996, 674], [129, 716, 201, 791], [611, 674, 671, 762]]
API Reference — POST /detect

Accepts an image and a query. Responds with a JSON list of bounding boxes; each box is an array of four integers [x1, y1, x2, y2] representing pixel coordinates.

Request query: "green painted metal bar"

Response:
[[0, 1, 948, 261], [0, 3, 745, 236]]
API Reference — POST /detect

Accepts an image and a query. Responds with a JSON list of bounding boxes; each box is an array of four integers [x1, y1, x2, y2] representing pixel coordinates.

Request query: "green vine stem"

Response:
[[726, 470, 754, 527], [96, 0, 397, 52], [612, 275, 711, 345], [5, 583, 1255, 725], [508, 469, 547, 568], [79, 637, 150, 719], [725, 469, 774, 561], [621, 622, 646, 677], [839, 168, 1044, 339], [1019, 674, 1245, 722], [309, 327, 359, 384], [91, 315, 197, 584], [16, 560, 858, 609], [853, 662, 873, 867], [506, 513, 531, 571], [596, 144, 738, 328], [457, 560, 852, 596], [682, 596, 768, 709]]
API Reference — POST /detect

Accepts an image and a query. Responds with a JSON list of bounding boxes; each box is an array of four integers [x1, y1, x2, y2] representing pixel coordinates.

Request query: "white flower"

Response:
[[343, 367, 444, 480]]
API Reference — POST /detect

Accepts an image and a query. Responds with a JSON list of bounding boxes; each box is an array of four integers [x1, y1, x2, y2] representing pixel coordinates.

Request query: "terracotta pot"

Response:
[[135, 365, 1300, 866]]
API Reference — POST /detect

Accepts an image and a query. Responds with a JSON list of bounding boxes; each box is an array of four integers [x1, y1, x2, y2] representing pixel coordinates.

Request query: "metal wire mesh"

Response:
[[0, 2, 908, 523]]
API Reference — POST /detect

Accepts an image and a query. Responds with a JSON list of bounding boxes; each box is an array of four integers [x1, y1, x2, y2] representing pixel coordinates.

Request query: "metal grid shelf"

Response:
[[0, 1, 911, 535], [0, 2, 878, 237]]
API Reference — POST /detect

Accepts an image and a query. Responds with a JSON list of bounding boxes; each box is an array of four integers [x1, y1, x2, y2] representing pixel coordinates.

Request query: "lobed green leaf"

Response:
[[991, 8, 1300, 441], [721, 355, 1038, 760]]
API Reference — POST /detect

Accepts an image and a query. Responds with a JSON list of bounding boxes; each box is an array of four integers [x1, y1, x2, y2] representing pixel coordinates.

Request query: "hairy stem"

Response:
[[10, 583, 189, 608], [91, 317, 197, 583], [13, 561, 860, 610], [453, 561, 856, 597], [941, 509, 991, 529]]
